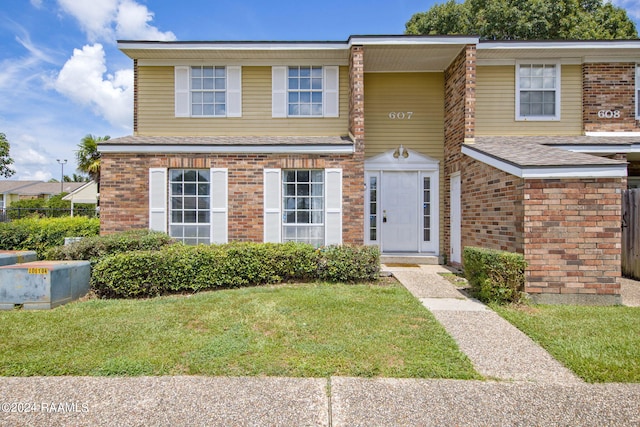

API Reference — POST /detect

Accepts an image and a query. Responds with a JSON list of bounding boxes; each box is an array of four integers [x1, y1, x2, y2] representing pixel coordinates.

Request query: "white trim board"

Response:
[[461, 145, 627, 178], [98, 144, 355, 154]]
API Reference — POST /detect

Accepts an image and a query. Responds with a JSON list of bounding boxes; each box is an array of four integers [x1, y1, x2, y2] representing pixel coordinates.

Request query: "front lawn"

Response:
[[0, 282, 480, 379], [495, 304, 640, 383]]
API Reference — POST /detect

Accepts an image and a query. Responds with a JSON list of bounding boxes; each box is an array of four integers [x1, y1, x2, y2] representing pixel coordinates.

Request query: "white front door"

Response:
[[381, 171, 419, 252], [450, 173, 461, 264]]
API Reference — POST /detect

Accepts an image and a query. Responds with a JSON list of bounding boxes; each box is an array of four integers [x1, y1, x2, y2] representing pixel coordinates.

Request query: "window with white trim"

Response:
[[282, 170, 324, 246], [288, 66, 323, 116], [169, 169, 211, 244], [191, 66, 226, 117], [516, 62, 560, 121], [272, 66, 339, 118], [174, 66, 241, 118]]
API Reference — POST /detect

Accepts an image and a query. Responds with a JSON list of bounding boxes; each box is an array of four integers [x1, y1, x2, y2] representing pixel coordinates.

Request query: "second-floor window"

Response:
[[272, 66, 339, 118], [174, 65, 242, 118], [516, 62, 560, 121], [191, 66, 226, 117], [288, 66, 323, 116]]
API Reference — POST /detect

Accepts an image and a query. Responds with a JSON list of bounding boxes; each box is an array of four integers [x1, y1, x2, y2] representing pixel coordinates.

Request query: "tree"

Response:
[[76, 134, 109, 184], [63, 173, 90, 182], [405, 0, 638, 40], [0, 133, 16, 178]]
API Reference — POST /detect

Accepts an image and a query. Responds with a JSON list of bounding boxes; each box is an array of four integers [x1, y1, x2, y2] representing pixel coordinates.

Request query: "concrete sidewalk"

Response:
[[386, 264, 581, 384], [1, 376, 639, 426]]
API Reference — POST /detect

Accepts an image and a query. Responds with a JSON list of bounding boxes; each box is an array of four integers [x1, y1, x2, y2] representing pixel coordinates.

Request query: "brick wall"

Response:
[[443, 44, 476, 259], [583, 63, 639, 132], [460, 158, 524, 253], [100, 153, 364, 244], [523, 178, 622, 304]]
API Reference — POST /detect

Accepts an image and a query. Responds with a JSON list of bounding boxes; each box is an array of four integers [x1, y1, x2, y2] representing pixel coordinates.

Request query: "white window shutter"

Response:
[[227, 66, 242, 117], [325, 168, 342, 245], [264, 168, 282, 242], [323, 66, 339, 118], [272, 66, 287, 118], [210, 168, 228, 243], [149, 168, 167, 233], [174, 66, 190, 117]]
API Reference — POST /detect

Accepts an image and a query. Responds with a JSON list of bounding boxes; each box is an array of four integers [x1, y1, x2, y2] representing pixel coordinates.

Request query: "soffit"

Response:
[[363, 44, 467, 72]]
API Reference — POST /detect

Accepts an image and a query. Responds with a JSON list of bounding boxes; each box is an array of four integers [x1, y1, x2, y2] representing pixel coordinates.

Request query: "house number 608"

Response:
[[388, 112, 413, 120], [598, 110, 621, 119]]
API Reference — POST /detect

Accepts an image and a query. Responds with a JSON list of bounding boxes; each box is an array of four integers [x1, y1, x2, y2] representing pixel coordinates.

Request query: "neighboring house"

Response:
[[0, 180, 86, 210], [99, 36, 640, 304], [61, 181, 98, 216]]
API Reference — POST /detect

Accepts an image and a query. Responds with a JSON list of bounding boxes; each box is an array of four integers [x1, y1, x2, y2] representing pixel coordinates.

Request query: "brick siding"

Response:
[[523, 178, 622, 297], [443, 45, 476, 260], [460, 159, 524, 253], [100, 153, 364, 244], [583, 63, 639, 132]]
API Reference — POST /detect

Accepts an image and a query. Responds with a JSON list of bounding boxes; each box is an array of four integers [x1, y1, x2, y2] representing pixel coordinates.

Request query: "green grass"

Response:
[[0, 282, 480, 379], [494, 304, 640, 383]]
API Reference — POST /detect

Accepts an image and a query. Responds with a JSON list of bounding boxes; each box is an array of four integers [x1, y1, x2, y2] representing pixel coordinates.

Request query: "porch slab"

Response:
[[380, 254, 440, 265]]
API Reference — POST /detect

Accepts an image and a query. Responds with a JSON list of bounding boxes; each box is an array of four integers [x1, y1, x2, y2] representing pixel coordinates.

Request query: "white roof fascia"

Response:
[[586, 131, 640, 137], [552, 145, 635, 153], [98, 144, 355, 155], [478, 41, 640, 50], [349, 36, 478, 46], [461, 145, 627, 178], [118, 41, 349, 51]]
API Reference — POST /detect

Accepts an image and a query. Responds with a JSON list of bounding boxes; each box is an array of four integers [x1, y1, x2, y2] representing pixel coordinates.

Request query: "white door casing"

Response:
[[450, 172, 461, 264], [365, 148, 440, 254]]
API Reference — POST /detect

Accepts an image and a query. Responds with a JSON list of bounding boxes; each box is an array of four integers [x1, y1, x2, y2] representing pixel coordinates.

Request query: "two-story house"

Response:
[[99, 35, 640, 305]]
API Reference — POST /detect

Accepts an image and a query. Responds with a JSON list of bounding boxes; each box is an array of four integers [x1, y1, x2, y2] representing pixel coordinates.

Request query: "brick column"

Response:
[[443, 44, 476, 263]]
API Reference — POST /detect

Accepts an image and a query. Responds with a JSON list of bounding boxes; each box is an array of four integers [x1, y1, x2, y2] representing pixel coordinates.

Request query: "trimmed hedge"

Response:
[[91, 243, 380, 298], [463, 246, 527, 304], [0, 217, 100, 256], [46, 229, 175, 265]]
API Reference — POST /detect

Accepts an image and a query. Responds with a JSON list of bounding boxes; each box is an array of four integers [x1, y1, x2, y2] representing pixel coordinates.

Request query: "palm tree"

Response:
[[76, 134, 109, 185]]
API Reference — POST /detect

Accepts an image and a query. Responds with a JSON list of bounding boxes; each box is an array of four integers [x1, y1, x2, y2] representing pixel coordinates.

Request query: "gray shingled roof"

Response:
[[477, 135, 640, 147], [0, 181, 85, 196], [101, 135, 353, 146], [470, 137, 627, 168]]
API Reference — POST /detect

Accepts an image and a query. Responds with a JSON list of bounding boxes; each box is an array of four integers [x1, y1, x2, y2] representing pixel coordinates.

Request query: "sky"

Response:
[[1, 0, 639, 182]]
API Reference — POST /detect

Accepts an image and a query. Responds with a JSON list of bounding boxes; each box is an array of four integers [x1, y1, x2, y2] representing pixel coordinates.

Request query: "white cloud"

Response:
[[56, 0, 175, 42], [30, 0, 44, 8], [54, 44, 133, 130], [57, 0, 118, 42], [116, 0, 176, 41]]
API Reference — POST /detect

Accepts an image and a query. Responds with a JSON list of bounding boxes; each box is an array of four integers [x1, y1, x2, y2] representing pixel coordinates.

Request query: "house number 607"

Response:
[[388, 112, 413, 120]]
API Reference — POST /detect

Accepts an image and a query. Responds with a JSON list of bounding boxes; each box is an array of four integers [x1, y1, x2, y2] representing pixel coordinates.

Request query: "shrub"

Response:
[[46, 229, 175, 265], [91, 243, 380, 298], [0, 217, 100, 256], [463, 246, 527, 304], [317, 245, 380, 282]]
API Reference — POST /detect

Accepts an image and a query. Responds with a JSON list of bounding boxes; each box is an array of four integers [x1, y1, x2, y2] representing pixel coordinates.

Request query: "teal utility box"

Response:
[[0, 250, 38, 266], [0, 261, 91, 310]]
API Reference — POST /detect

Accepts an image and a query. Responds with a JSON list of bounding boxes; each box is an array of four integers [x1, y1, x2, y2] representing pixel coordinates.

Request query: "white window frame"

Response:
[[636, 64, 640, 120], [264, 168, 341, 245], [282, 169, 325, 247], [515, 61, 561, 121], [272, 66, 339, 118], [175, 66, 241, 118], [149, 167, 227, 244]]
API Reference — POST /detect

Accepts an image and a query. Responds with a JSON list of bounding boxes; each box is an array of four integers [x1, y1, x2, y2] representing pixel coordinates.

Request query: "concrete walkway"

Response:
[[386, 264, 582, 384]]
